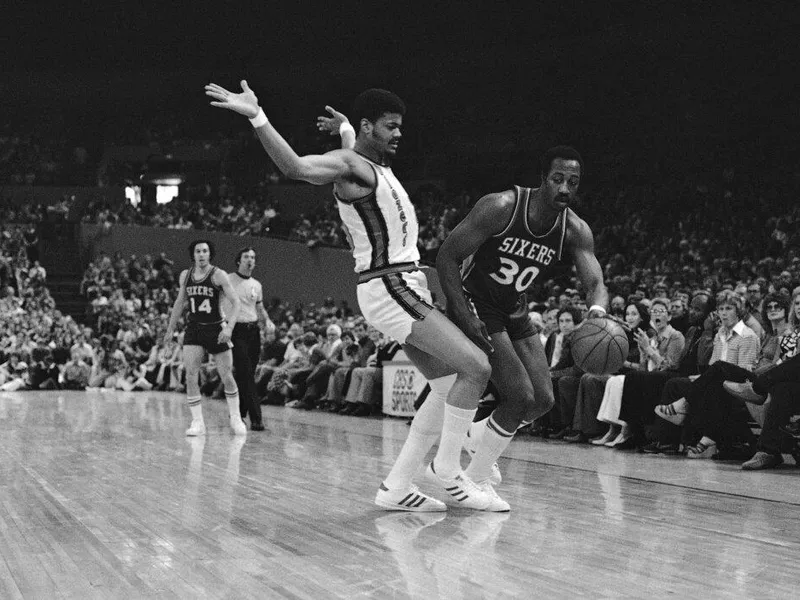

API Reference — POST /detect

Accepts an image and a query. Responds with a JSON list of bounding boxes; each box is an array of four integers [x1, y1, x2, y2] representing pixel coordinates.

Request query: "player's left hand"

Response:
[[205, 80, 260, 119], [218, 326, 233, 344], [316, 106, 350, 135]]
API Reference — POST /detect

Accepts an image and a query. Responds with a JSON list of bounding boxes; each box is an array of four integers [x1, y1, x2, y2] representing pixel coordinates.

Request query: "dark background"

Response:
[[3, 1, 799, 188]]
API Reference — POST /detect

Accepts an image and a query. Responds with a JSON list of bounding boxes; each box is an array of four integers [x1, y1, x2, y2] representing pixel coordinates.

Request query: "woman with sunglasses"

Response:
[[725, 290, 800, 469]]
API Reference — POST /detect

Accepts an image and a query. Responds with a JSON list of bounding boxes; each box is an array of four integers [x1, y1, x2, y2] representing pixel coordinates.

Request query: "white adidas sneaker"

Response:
[[185, 419, 206, 436], [374, 483, 447, 512], [474, 479, 510, 512], [424, 462, 492, 510], [463, 429, 503, 485], [229, 415, 247, 436]]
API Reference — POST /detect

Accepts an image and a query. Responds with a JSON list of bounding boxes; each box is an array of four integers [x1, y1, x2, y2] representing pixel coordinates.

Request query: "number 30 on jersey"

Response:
[[489, 257, 541, 292], [189, 297, 212, 314]]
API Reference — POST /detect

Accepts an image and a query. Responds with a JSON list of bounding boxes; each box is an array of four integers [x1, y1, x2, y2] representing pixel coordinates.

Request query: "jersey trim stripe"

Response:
[[495, 186, 525, 238], [557, 209, 570, 260], [333, 163, 379, 205], [354, 195, 391, 270], [382, 272, 434, 321]]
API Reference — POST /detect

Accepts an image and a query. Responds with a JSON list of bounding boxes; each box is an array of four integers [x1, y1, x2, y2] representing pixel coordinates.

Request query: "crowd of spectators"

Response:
[[4, 116, 800, 469], [0, 124, 94, 186]]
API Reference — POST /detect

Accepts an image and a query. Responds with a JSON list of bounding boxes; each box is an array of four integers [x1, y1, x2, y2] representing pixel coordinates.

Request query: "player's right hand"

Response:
[[316, 106, 350, 135], [205, 80, 260, 119], [453, 313, 494, 355]]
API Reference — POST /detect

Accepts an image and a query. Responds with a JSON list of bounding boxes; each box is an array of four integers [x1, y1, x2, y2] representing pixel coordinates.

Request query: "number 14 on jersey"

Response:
[[190, 297, 213, 313]]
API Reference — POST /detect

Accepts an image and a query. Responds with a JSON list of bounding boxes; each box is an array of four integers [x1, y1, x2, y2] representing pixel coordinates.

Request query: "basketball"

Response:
[[570, 317, 629, 375]]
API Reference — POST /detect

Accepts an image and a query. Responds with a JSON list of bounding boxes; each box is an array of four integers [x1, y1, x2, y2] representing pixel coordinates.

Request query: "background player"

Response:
[[435, 147, 610, 503], [205, 81, 497, 511], [223, 247, 274, 432], [165, 240, 247, 436]]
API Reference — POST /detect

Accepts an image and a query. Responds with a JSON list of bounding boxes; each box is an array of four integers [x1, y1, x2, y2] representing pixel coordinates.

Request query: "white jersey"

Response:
[[335, 153, 420, 273], [221, 273, 263, 323]]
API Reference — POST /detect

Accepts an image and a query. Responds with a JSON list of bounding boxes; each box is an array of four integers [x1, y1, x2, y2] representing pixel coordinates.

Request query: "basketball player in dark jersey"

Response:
[[436, 146, 611, 505], [165, 240, 247, 436]]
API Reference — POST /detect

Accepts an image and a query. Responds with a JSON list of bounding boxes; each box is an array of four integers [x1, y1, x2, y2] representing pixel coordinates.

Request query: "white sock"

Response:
[[225, 388, 240, 419], [468, 417, 488, 448], [383, 374, 453, 490], [433, 404, 477, 479], [465, 415, 514, 482], [187, 396, 203, 421]]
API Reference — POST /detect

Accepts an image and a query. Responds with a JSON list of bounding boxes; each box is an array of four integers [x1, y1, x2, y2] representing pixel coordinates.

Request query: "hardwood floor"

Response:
[[1, 390, 799, 599]]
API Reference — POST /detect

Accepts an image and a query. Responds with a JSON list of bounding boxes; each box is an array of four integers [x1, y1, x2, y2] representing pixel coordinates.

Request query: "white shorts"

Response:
[[357, 269, 435, 344]]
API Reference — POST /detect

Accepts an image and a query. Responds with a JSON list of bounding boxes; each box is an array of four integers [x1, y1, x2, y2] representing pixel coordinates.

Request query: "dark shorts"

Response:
[[184, 321, 232, 355], [467, 294, 536, 341]]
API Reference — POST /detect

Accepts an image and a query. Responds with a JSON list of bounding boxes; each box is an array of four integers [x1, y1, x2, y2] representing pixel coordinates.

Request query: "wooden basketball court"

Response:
[[1, 390, 799, 599]]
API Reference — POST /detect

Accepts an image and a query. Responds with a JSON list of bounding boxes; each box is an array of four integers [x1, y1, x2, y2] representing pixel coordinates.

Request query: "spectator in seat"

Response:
[[535, 306, 582, 438], [338, 334, 403, 416], [563, 301, 651, 443], [669, 296, 689, 334], [62, 347, 91, 390], [653, 290, 760, 459], [594, 297, 687, 449]]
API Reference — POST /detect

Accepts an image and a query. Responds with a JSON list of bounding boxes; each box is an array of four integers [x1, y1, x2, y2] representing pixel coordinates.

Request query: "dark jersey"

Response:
[[185, 266, 224, 324], [462, 186, 568, 313]]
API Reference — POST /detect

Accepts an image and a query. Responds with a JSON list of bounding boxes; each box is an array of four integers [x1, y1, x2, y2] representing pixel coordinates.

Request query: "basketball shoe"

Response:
[[230, 415, 247, 436], [474, 478, 510, 512], [375, 483, 447, 512], [185, 419, 206, 436], [463, 427, 502, 485], [423, 462, 493, 511]]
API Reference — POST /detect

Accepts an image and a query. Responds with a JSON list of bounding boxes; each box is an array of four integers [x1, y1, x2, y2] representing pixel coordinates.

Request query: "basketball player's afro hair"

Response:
[[352, 89, 406, 134], [541, 146, 584, 180]]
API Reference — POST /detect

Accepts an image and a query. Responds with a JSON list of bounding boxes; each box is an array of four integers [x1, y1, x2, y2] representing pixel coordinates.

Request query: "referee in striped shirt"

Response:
[[224, 247, 274, 431]]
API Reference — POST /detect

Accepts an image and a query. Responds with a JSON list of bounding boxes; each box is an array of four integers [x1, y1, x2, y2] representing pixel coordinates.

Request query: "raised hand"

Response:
[[205, 80, 260, 119], [316, 105, 350, 135], [633, 328, 650, 350]]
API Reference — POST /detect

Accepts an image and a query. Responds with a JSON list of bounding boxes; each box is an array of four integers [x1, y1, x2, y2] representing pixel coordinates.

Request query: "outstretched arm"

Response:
[[567, 215, 609, 317], [317, 105, 356, 150], [436, 192, 514, 355], [205, 81, 356, 186]]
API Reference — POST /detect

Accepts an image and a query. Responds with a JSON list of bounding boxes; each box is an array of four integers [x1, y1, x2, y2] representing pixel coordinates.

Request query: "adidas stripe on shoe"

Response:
[[374, 483, 447, 512], [424, 462, 492, 510]]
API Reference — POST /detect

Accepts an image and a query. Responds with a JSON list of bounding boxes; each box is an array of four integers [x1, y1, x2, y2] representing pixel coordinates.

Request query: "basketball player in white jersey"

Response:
[[205, 80, 499, 511]]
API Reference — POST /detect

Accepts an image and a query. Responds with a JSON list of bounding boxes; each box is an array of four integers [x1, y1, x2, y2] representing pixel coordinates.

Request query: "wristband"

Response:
[[249, 108, 267, 128], [339, 122, 356, 137], [590, 305, 607, 315]]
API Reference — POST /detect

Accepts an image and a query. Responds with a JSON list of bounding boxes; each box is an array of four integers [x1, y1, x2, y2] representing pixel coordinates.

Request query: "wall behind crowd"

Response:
[[81, 224, 446, 308]]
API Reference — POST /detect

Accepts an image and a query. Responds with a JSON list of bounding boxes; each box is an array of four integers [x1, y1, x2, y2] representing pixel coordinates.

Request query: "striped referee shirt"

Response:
[[710, 320, 760, 371]]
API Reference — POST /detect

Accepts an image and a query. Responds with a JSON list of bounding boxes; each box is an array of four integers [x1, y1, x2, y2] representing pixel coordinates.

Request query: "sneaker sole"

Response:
[[423, 467, 492, 511], [374, 494, 447, 512]]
